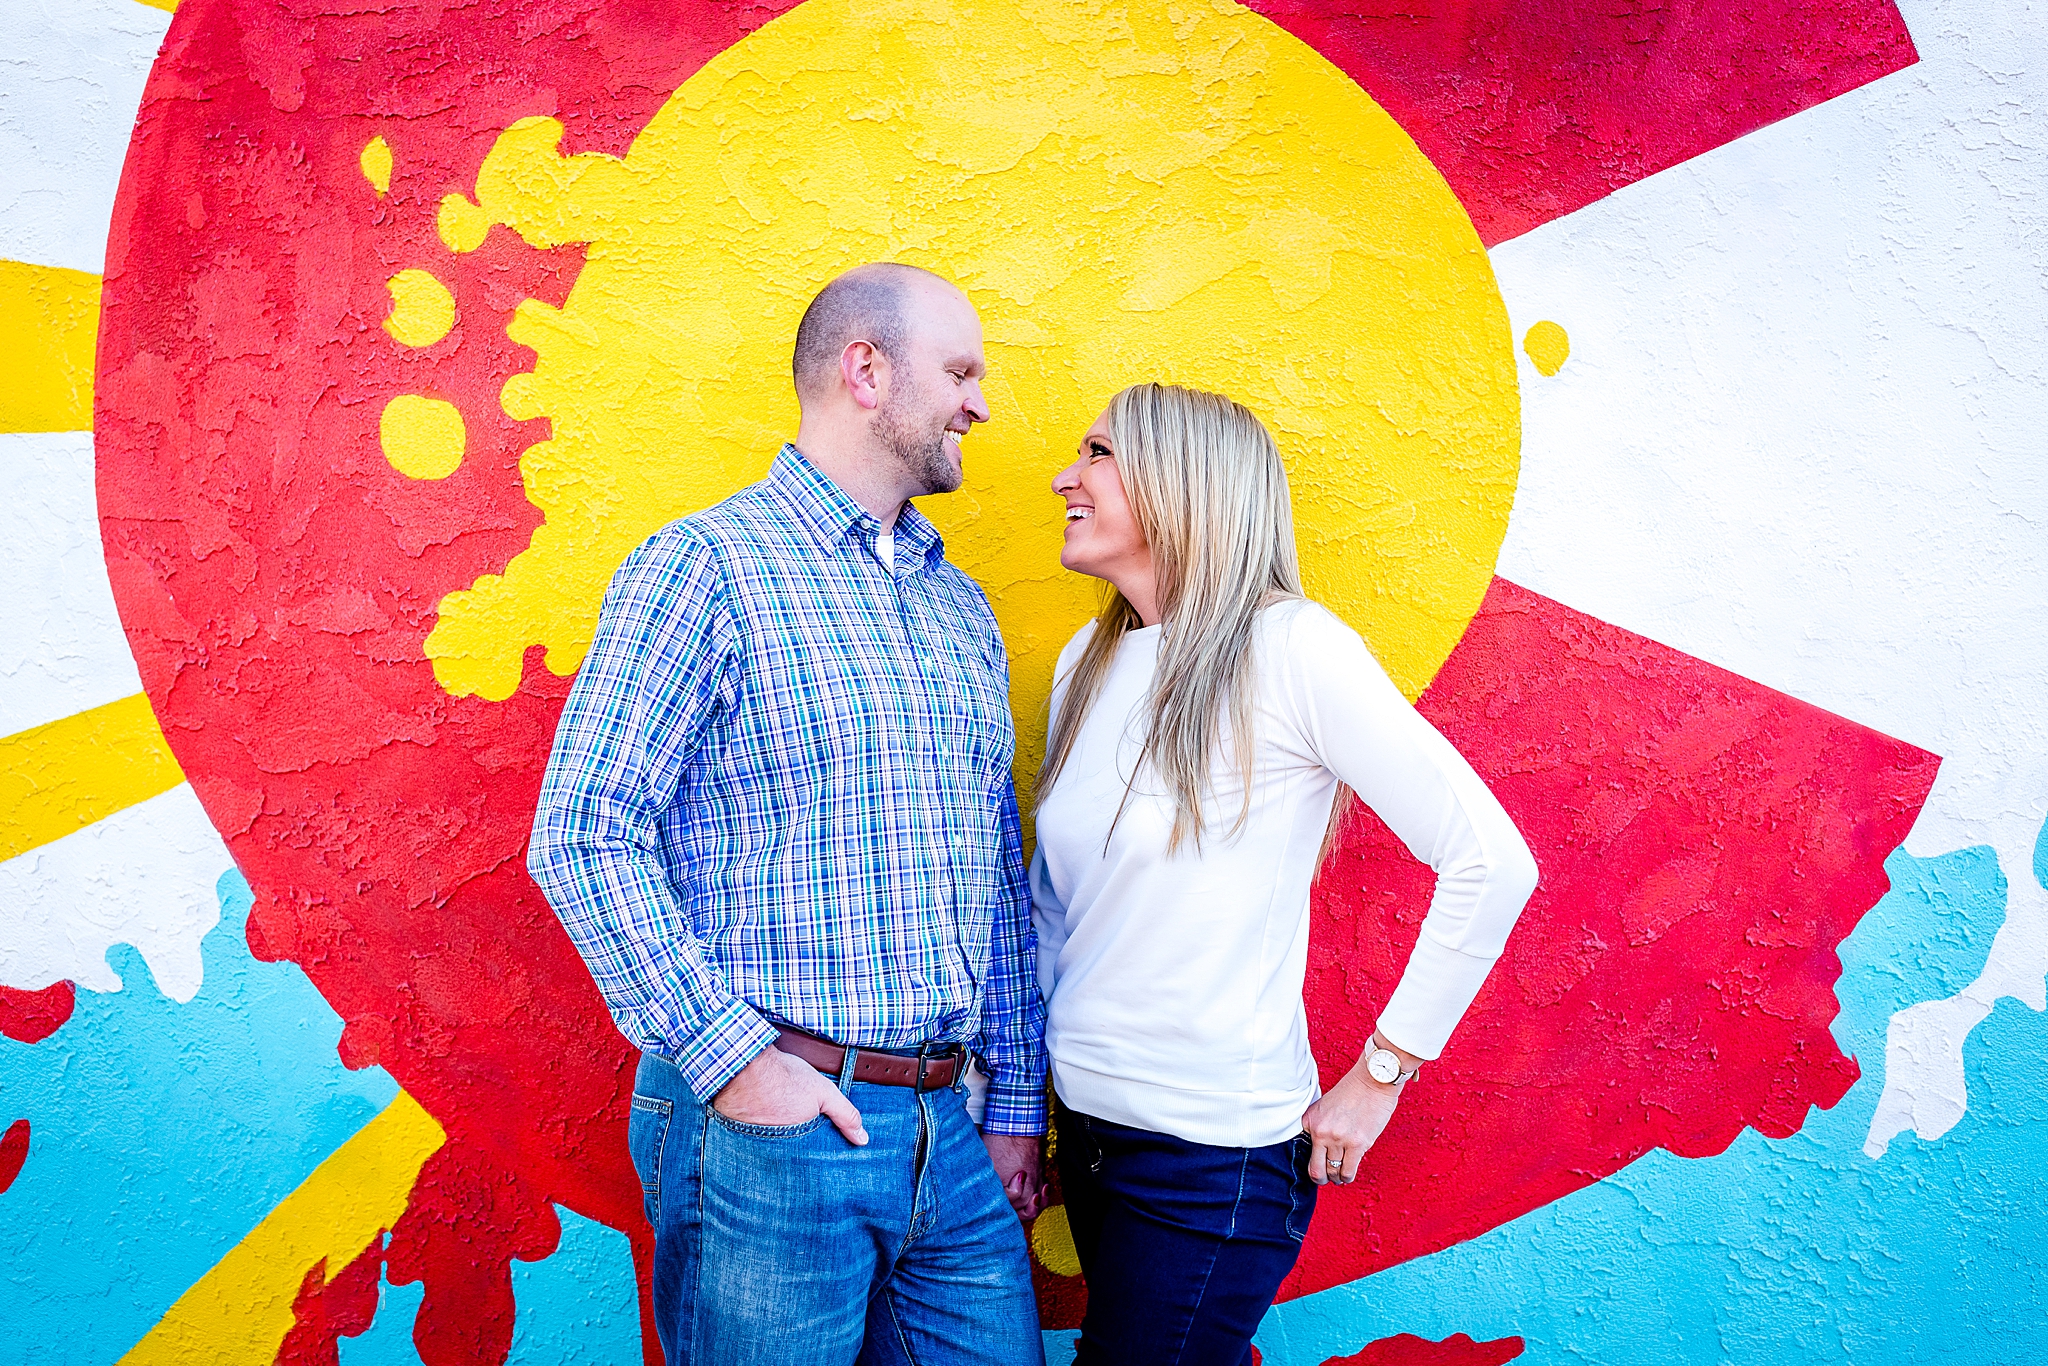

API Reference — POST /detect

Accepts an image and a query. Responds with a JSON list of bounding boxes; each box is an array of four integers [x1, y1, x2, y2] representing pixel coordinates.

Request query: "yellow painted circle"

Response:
[[383, 269, 455, 348], [423, 0, 1520, 761], [380, 394, 466, 480], [1524, 320, 1570, 376]]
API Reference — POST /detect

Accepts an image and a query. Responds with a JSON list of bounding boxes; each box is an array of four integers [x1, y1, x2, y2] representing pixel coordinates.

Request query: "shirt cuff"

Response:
[[667, 996, 780, 1103], [1374, 932, 1500, 1061], [981, 1074, 1049, 1136]]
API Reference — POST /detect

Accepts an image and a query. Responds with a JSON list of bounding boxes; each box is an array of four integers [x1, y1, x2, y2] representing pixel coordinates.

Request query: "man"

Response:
[[529, 263, 1048, 1366]]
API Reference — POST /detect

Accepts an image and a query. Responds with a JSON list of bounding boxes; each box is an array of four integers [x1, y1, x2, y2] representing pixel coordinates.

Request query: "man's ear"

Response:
[[841, 340, 885, 412]]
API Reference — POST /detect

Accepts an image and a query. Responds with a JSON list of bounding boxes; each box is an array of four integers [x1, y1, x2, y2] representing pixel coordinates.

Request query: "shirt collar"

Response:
[[770, 443, 942, 571]]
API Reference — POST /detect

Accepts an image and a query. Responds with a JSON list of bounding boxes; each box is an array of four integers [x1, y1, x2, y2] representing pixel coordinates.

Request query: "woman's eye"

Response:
[[1088, 443, 1111, 460]]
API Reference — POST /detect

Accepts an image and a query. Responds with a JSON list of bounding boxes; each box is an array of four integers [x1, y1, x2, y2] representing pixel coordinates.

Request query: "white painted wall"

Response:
[[0, 0, 169, 274], [0, 784, 226, 1000], [1, 431, 146, 737], [1490, 0, 2048, 1153]]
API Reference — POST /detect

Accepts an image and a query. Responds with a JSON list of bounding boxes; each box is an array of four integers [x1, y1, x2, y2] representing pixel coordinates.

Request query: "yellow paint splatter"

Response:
[[382, 269, 455, 347], [380, 395, 466, 480], [360, 135, 393, 197], [1031, 1203, 1083, 1278], [420, 0, 1522, 758], [118, 1092, 445, 1366], [0, 694, 183, 865], [0, 259, 100, 434], [438, 192, 493, 254], [1524, 320, 1571, 376], [133, 0, 177, 11]]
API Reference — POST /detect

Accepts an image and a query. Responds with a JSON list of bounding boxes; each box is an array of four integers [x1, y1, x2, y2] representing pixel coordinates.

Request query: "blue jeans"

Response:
[[630, 1050, 1043, 1366], [1055, 1099, 1315, 1366]]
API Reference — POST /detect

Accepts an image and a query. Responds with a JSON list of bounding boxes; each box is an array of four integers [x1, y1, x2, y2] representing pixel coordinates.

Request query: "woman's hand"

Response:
[[1300, 1036, 1419, 1184]]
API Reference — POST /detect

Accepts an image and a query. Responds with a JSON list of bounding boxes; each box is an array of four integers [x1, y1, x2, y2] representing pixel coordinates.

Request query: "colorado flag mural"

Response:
[[2, 0, 2044, 1362]]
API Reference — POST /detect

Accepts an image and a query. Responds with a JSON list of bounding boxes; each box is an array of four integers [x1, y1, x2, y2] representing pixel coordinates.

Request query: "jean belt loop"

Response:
[[836, 1042, 860, 1095]]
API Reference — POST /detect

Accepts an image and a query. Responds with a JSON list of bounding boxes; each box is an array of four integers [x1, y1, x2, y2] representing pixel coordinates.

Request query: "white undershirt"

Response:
[[1030, 599, 1538, 1149], [875, 527, 895, 572]]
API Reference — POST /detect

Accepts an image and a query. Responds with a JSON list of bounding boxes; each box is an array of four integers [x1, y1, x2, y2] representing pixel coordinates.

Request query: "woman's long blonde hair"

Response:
[[1035, 383, 1304, 852]]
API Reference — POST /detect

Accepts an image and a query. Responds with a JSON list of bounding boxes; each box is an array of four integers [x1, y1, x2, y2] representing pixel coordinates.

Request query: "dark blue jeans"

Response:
[[1055, 1099, 1315, 1366], [630, 1050, 1043, 1366]]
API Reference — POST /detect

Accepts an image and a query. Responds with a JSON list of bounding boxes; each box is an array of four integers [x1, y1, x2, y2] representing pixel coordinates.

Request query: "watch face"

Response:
[[1367, 1049, 1402, 1085]]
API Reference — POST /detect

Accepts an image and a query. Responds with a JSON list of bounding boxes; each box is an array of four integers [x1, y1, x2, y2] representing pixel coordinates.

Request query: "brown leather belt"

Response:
[[773, 1027, 966, 1091]]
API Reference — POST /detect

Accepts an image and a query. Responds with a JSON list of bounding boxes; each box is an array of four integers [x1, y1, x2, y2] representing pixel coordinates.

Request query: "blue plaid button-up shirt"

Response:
[[529, 446, 1047, 1135]]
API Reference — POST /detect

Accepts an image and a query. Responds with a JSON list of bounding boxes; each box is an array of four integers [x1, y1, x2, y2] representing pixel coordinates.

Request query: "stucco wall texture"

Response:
[[1, 0, 2043, 1363]]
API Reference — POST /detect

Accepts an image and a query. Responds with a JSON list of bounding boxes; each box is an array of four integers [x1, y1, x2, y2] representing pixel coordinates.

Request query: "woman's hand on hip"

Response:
[[1300, 1053, 1407, 1185]]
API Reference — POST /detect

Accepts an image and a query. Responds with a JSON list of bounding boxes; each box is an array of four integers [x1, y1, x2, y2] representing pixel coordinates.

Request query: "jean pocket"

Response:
[[706, 1108, 829, 1140], [1285, 1134, 1317, 1243], [628, 1093, 674, 1227]]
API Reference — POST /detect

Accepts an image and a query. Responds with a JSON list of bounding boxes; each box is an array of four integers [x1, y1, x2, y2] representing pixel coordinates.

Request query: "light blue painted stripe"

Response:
[[0, 869, 398, 1366], [1257, 825, 2048, 1366]]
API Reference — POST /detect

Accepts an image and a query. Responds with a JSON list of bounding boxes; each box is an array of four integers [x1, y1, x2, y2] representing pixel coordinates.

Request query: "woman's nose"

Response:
[[1051, 464, 1078, 494]]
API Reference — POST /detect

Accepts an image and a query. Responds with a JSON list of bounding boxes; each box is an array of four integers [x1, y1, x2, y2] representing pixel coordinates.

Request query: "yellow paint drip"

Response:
[[360, 135, 393, 196], [0, 694, 184, 864], [0, 259, 101, 433], [119, 1092, 445, 1366], [382, 269, 455, 347], [380, 394, 466, 479], [420, 0, 1520, 772], [133, 0, 178, 10], [1524, 320, 1571, 376], [1031, 1203, 1084, 1278]]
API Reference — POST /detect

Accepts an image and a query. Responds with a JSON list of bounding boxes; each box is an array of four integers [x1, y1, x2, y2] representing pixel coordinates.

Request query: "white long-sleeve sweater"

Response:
[[1030, 599, 1538, 1149]]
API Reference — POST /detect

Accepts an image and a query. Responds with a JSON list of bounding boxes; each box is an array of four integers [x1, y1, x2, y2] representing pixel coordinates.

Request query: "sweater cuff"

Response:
[[667, 997, 780, 1103], [1375, 933, 1500, 1061]]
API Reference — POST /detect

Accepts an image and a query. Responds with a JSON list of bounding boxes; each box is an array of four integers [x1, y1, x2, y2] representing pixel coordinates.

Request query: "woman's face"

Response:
[[1051, 412, 1150, 583]]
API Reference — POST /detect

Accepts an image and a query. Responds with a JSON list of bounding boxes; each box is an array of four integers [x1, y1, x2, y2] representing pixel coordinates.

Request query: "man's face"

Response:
[[871, 283, 990, 496]]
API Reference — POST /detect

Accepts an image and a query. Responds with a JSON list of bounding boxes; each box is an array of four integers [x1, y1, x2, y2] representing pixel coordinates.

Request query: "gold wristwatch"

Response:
[[1364, 1035, 1420, 1086]]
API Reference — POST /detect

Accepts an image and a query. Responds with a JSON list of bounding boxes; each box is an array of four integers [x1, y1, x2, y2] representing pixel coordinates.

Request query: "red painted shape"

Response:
[[0, 981, 75, 1045], [1281, 580, 1939, 1297], [0, 1119, 29, 1194], [94, 0, 1933, 1355], [97, 2, 797, 1360], [1241, 0, 1916, 245], [276, 1237, 385, 1366], [1325, 1332, 1524, 1366]]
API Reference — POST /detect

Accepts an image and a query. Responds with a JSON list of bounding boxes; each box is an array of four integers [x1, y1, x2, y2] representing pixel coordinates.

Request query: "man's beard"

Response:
[[871, 381, 962, 496]]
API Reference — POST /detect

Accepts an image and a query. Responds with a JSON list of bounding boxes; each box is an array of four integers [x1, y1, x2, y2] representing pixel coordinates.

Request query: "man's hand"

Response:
[[1300, 1035, 1420, 1185], [713, 1047, 869, 1145], [983, 1132, 1045, 1220]]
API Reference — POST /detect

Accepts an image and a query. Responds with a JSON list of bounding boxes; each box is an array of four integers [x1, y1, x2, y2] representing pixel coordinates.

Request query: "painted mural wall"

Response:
[[2, 0, 2043, 1362]]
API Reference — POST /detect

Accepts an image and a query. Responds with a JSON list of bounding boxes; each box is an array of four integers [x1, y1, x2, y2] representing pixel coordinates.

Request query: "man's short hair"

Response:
[[791, 263, 948, 404]]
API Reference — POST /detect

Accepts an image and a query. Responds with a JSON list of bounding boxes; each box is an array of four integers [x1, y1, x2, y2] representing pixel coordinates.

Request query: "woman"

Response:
[[1032, 383, 1539, 1365]]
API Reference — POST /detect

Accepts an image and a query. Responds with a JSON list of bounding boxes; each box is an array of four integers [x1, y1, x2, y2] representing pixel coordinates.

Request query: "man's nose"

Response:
[[963, 381, 991, 425]]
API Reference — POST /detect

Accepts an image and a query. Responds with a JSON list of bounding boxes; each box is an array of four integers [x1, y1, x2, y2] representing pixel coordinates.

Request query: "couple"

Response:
[[528, 263, 1538, 1366]]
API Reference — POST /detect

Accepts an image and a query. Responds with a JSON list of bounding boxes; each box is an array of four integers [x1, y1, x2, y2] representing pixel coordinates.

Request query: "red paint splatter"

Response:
[[1241, 0, 1916, 245], [276, 1237, 385, 1366], [0, 1119, 30, 1195], [0, 981, 75, 1044], [1324, 1332, 1525, 1366], [93, 1, 1931, 1357]]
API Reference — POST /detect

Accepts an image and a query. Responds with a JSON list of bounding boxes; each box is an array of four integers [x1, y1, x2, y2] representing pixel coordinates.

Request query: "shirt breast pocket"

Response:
[[932, 637, 1015, 789]]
